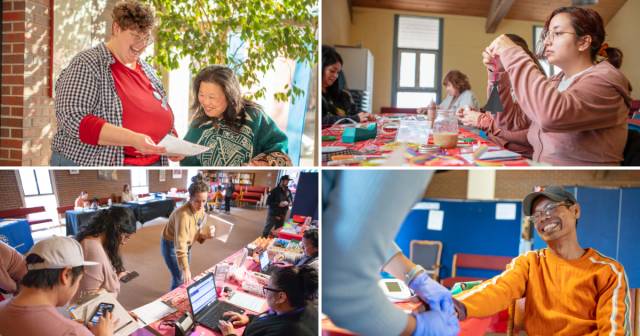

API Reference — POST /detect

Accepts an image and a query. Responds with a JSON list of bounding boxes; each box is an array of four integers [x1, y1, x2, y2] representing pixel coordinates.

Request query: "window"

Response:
[[130, 169, 149, 196], [393, 16, 442, 108], [533, 26, 561, 77], [19, 169, 53, 196]]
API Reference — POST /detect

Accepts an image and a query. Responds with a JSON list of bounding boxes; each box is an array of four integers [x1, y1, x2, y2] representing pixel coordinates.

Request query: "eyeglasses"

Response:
[[541, 30, 578, 43], [262, 286, 284, 296], [530, 202, 570, 223], [130, 31, 154, 46]]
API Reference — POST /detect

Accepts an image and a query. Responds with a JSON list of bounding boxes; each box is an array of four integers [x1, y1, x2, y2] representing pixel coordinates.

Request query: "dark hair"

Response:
[[443, 70, 471, 93], [504, 34, 546, 74], [302, 229, 318, 249], [270, 266, 318, 308], [123, 184, 129, 192], [189, 175, 210, 197], [191, 65, 261, 131], [112, 0, 155, 33], [76, 207, 137, 273], [322, 45, 345, 98], [543, 6, 623, 68], [21, 254, 83, 289]]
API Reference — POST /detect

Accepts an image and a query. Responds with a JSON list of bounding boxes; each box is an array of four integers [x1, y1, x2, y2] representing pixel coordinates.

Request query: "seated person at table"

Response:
[[74, 207, 137, 301], [418, 70, 480, 117], [0, 241, 27, 297], [121, 184, 134, 202], [161, 175, 216, 290], [75, 191, 89, 208], [321, 45, 374, 126], [476, 7, 632, 165], [218, 265, 318, 336], [458, 34, 543, 158], [275, 229, 318, 270], [180, 65, 291, 166], [453, 186, 630, 335], [0, 236, 114, 336]]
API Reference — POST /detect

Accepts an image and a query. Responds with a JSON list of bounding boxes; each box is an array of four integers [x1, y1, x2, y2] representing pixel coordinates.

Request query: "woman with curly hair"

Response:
[[181, 65, 291, 166], [74, 207, 137, 300]]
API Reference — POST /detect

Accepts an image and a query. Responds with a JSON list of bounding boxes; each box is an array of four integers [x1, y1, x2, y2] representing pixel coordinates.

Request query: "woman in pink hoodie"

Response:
[[477, 7, 632, 166]]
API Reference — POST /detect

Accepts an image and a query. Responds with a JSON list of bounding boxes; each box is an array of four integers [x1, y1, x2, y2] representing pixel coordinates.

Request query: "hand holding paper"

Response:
[[158, 135, 209, 157]]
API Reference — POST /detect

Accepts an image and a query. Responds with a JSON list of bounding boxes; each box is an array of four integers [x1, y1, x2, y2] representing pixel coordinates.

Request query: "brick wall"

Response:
[[0, 170, 24, 210], [52, 170, 131, 206], [425, 171, 469, 199], [148, 170, 188, 193], [1, 0, 26, 165], [22, 0, 54, 166], [494, 170, 640, 199], [424, 170, 640, 200]]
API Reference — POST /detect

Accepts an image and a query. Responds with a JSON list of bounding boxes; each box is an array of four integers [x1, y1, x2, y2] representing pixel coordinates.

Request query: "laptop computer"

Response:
[[186, 273, 245, 331]]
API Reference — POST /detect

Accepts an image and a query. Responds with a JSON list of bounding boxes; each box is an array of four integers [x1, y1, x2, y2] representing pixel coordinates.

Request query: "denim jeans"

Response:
[[161, 238, 191, 290], [50, 151, 80, 166]]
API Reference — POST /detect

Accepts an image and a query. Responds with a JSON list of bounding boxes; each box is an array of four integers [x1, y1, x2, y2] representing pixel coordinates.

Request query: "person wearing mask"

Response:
[[321, 45, 375, 127], [51, 0, 182, 166], [161, 176, 216, 290], [75, 191, 89, 208], [0, 236, 114, 336], [453, 186, 630, 335], [121, 184, 134, 202], [262, 175, 293, 238], [323, 171, 459, 336], [218, 266, 318, 336], [74, 207, 137, 301], [481, 6, 632, 165], [0, 241, 27, 297], [180, 65, 291, 166]]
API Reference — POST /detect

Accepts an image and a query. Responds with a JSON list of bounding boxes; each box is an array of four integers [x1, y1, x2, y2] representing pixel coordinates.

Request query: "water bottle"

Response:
[[108, 198, 112, 207]]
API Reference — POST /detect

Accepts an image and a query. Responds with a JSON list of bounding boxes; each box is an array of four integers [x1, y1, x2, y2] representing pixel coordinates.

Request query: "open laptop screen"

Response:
[[187, 273, 217, 316]]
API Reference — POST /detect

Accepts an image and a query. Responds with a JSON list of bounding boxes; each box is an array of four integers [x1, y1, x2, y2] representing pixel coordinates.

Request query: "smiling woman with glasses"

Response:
[[51, 0, 182, 167], [218, 265, 318, 336], [478, 6, 632, 166]]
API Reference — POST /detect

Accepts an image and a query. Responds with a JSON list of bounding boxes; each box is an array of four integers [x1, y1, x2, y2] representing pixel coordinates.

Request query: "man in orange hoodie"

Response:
[[454, 186, 631, 335]]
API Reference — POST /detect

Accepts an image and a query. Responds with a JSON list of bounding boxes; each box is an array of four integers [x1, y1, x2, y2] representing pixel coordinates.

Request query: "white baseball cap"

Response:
[[26, 236, 99, 270]]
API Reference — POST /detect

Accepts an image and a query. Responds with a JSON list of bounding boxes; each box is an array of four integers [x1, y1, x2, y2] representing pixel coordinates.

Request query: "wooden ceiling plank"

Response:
[[486, 0, 516, 33]]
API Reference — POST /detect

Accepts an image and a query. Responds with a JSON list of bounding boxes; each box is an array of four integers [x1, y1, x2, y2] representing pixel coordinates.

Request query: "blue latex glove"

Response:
[[413, 310, 460, 336], [409, 272, 455, 315]]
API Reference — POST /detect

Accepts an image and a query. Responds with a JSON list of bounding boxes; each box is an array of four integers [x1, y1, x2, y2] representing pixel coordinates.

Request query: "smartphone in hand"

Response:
[[90, 302, 114, 325], [120, 271, 140, 283]]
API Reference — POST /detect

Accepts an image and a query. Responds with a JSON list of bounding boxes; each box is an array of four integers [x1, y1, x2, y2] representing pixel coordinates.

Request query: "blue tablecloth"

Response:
[[66, 199, 175, 236], [0, 219, 34, 254]]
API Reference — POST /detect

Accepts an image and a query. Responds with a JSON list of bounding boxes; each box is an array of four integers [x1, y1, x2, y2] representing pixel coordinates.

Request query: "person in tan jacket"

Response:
[[476, 6, 632, 166], [0, 241, 27, 297], [161, 175, 216, 290]]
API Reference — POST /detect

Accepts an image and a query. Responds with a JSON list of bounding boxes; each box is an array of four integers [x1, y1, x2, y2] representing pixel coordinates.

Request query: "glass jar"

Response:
[[433, 109, 459, 149]]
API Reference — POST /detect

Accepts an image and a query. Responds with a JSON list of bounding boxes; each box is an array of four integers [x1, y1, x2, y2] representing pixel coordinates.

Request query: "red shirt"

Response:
[[78, 55, 174, 165]]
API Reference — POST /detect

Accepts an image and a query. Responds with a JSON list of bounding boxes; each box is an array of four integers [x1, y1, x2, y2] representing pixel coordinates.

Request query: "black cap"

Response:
[[522, 186, 577, 216], [280, 175, 291, 181]]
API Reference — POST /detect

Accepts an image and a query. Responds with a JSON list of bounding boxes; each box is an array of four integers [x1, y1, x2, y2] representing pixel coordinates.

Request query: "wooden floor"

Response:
[[117, 206, 268, 310]]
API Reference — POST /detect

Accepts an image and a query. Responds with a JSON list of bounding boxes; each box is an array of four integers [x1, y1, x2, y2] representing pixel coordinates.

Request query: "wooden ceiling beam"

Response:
[[485, 0, 515, 33]]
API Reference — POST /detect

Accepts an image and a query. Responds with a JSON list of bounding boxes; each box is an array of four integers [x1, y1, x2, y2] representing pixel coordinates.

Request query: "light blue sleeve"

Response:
[[322, 170, 433, 335], [456, 90, 480, 110]]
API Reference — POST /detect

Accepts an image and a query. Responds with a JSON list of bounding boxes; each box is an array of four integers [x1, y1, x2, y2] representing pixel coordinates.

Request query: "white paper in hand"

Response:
[[206, 214, 234, 243], [158, 135, 210, 157]]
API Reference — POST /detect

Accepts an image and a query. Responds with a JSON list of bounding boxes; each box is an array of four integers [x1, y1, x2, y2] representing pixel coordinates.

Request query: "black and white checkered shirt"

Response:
[[51, 43, 171, 166]]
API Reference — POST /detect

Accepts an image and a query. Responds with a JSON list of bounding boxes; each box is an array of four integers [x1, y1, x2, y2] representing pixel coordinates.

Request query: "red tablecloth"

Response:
[[322, 115, 531, 167], [132, 249, 267, 336], [322, 300, 502, 336]]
